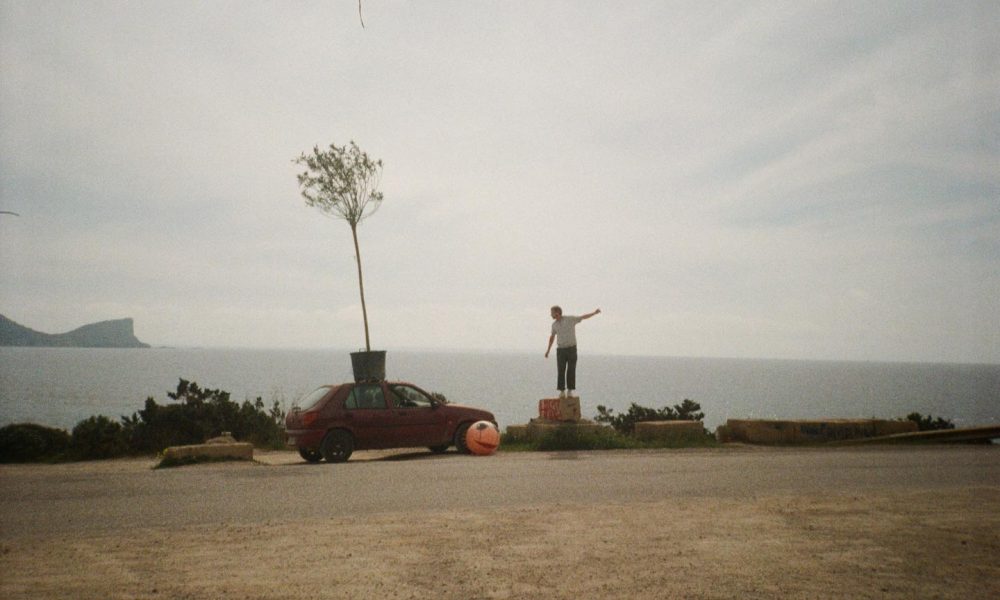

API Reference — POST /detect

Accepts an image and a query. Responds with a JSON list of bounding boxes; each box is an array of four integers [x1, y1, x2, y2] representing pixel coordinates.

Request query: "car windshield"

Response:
[[296, 386, 331, 411]]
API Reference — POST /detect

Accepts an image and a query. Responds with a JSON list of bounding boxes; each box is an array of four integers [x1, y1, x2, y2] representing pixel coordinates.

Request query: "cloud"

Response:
[[1, 1, 997, 362]]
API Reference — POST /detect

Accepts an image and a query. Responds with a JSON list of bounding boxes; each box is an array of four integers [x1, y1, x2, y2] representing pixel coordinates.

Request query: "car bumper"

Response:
[[285, 428, 326, 449]]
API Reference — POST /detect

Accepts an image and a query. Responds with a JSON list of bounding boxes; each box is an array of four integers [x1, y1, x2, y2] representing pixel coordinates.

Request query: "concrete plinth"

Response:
[[162, 442, 254, 461], [505, 419, 608, 442], [718, 419, 918, 444], [538, 397, 582, 421], [634, 420, 705, 443]]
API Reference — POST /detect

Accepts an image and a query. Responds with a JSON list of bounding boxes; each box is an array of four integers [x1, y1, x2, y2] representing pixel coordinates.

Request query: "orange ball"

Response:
[[466, 420, 500, 455]]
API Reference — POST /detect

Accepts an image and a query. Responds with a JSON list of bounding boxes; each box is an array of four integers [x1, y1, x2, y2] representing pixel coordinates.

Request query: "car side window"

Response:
[[389, 385, 433, 409], [344, 384, 386, 410]]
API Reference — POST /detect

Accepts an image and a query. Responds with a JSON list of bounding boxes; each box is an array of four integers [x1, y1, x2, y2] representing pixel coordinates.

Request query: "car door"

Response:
[[341, 383, 393, 449], [386, 383, 449, 447]]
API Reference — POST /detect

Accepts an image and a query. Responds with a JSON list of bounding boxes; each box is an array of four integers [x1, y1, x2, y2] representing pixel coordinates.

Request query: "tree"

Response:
[[294, 141, 384, 351]]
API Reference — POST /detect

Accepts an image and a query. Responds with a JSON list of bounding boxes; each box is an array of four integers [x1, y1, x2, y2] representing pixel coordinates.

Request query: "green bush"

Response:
[[594, 399, 705, 434], [535, 426, 640, 451], [905, 412, 955, 432], [0, 423, 71, 463], [71, 415, 128, 459], [121, 379, 286, 453], [0, 379, 286, 462]]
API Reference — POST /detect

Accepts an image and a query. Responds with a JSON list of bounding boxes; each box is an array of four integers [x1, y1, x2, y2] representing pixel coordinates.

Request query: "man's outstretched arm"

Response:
[[581, 308, 602, 320]]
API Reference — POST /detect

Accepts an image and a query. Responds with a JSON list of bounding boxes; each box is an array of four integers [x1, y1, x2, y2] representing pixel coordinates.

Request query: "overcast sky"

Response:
[[1, 1, 997, 363]]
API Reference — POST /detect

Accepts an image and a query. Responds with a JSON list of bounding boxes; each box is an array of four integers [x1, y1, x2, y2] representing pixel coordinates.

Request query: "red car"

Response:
[[285, 381, 497, 463]]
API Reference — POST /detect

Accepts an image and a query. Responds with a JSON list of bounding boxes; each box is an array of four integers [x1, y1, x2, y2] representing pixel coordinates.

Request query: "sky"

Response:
[[1, 1, 998, 363]]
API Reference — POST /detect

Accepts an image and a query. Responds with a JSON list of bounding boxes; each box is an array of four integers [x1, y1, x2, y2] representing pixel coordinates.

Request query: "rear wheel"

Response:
[[320, 430, 354, 463], [298, 448, 322, 463], [454, 423, 472, 454]]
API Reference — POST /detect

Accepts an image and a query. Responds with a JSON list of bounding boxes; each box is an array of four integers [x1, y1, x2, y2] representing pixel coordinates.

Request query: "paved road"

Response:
[[2, 445, 997, 538]]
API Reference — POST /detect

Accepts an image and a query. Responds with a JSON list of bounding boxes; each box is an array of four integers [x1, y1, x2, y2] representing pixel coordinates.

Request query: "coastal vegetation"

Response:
[[0, 379, 285, 463], [905, 412, 955, 431], [594, 399, 706, 434], [0, 386, 963, 462], [501, 399, 715, 452]]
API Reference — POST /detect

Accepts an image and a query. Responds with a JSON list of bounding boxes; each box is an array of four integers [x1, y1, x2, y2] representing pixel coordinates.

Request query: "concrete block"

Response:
[[524, 419, 607, 441], [538, 397, 582, 421], [722, 419, 918, 444], [162, 442, 254, 461], [873, 420, 919, 437], [634, 420, 705, 442], [504, 424, 530, 442]]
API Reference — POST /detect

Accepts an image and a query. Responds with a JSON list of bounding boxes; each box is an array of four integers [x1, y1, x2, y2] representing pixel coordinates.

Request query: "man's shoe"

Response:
[[558, 390, 566, 398], [568, 390, 576, 398]]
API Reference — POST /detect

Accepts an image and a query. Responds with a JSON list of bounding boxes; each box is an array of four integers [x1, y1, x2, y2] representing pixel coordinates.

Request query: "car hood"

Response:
[[440, 403, 495, 422]]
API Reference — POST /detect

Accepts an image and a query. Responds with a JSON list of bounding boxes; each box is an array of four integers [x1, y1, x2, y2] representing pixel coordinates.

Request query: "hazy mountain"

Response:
[[0, 315, 150, 348]]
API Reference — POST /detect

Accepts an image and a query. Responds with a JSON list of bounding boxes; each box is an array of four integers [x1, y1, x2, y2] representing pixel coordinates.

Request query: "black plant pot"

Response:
[[350, 350, 387, 382]]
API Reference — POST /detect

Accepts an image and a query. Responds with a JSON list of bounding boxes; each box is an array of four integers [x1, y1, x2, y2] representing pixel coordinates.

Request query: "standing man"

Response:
[[545, 306, 601, 398]]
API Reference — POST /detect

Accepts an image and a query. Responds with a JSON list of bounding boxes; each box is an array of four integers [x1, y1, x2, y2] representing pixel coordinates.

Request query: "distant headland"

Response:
[[0, 314, 150, 348]]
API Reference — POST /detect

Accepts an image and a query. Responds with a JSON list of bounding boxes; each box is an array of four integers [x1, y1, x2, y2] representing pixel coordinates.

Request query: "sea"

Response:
[[1, 347, 997, 433]]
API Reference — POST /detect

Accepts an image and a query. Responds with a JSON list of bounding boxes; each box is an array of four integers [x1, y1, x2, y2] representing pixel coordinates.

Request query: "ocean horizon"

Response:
[[1, 347, 997, 433]]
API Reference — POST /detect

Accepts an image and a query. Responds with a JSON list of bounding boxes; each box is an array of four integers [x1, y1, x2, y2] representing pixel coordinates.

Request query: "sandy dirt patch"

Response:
[[2, 484, 997, 599]]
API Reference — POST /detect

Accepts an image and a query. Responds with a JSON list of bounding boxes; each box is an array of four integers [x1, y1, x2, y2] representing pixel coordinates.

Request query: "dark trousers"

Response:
[[556, 345, 578, 391]]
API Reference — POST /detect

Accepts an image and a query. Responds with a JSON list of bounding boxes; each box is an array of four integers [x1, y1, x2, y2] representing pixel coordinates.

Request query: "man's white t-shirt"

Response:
[[551, 316, 583, 348]]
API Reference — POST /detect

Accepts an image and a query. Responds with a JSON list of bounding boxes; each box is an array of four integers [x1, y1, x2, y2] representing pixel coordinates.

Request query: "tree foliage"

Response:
[[294, 141, 384, 227], [294, 140, 384, 351]]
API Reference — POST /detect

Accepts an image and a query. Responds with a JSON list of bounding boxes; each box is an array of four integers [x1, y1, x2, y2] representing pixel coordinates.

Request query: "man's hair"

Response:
[[550, 305, 562, 315]]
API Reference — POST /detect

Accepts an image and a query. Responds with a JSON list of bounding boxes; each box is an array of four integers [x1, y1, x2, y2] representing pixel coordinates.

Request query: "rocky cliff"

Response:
[[0, 314, 150, 348]]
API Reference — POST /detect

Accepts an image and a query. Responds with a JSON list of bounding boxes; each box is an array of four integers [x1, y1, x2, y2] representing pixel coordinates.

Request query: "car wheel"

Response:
[[428, 444, 449, 454], [320, 430, 354, 463], [298, 448, 322, 463], [454, 422, 472, 454]]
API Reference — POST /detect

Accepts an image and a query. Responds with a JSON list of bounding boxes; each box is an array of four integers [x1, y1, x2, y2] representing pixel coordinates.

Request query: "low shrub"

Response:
[[71, 415, 129, 460], [0, 423, 71, 463], [535, 426, 640, 451], [594, 399, 705, 435], [121, 379, 286, 453], [905, 412, 956, 432], [1, 379, 286, 463]]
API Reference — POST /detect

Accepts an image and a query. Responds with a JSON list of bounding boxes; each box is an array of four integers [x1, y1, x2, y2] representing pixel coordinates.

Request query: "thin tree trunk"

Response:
[[351, 223, 372, 351]]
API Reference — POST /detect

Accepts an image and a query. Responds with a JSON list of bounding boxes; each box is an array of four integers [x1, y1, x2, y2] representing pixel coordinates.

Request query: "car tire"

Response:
[[428, 444, 449, 454], [454, 422, 472, 454], [298, 448, 322, 463], [320, 430, 354, 463]]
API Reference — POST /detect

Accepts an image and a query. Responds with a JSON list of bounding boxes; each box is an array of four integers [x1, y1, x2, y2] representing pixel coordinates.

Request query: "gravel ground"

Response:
[[1, 445, 998, 599]]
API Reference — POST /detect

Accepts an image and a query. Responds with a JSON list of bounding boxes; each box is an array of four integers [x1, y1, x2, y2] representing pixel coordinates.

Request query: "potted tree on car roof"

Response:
[[294, 140, 386, 381]]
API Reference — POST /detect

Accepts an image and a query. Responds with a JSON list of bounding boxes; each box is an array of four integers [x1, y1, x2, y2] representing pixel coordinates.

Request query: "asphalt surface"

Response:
[[1, 445, 998, 538]]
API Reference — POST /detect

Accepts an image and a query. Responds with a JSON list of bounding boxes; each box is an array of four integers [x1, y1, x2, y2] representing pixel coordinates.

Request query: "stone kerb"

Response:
[[162, 441, 254, 461], [718, 419, 918, 444]]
